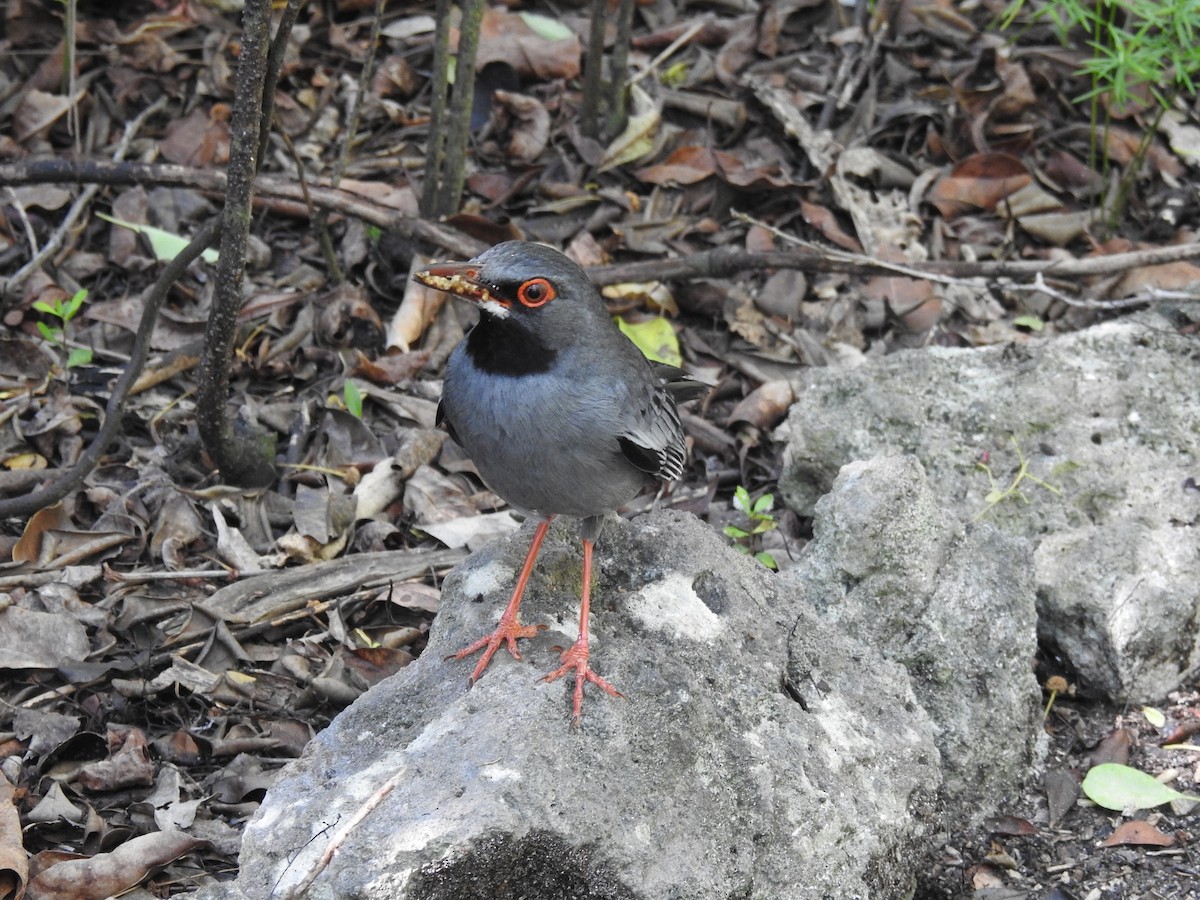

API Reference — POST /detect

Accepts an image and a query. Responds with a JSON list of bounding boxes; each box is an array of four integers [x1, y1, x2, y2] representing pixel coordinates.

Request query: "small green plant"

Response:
[[724, 486, 779, 570], [33, 288, 92, 368], [974, 437, 1062, 521], [1001, 0, 1200, 229], [343, 379, 364, 418]]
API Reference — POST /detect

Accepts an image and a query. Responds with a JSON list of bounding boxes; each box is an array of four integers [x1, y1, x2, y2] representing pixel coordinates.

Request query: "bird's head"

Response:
[[414, 242, 617, 375], [414, 241, 602, 331]]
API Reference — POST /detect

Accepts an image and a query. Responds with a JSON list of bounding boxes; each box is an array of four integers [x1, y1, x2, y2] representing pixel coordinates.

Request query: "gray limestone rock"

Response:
[[214, 511, 942, 900], [776, 314, 1200, 702], [782, 456, 1042, 818]]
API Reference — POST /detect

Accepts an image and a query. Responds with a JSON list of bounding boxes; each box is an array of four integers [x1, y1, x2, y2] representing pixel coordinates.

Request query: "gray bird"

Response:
[[413, 241, 699, 724]]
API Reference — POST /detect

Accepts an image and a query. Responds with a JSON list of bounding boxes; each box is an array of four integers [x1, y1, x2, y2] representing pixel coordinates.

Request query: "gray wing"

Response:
[[617, 373, 696, 482]]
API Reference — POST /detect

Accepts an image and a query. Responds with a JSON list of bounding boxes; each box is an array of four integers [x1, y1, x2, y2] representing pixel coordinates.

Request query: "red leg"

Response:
[[446, 519, 551, 684], [541, 537, 623, 726]]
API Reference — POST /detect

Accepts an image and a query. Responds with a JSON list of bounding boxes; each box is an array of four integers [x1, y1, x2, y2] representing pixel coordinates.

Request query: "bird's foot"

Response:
[[446, 616, 546, 685], [542, 639, 624, 727]]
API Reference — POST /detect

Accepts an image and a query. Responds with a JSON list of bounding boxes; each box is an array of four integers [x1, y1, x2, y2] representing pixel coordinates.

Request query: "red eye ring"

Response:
[[517, 278, 555, 308]]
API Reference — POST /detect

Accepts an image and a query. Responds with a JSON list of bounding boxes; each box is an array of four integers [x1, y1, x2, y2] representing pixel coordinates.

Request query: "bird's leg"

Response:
[[541, 537, 623, 726], [446, 518, 551, 684]]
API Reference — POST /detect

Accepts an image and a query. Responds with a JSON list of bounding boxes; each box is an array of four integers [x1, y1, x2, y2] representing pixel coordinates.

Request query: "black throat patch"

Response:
[[464, 315, 559, 376]]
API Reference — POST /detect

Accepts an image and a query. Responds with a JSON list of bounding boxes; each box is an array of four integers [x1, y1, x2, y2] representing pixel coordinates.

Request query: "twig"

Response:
[[0, 159, 487, 257], [585, 239, 1200, 287], [627, 18, 711, 88], [1007, 272, 1198, 309], [281, 768, 407, 898]]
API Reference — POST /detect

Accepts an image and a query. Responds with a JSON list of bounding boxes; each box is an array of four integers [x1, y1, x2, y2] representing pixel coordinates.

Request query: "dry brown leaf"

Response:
[[493, 90, 550, 163], [159, 105, 230, 167], [728, 380, 795, 430], [26, 831, 206, 900], [389, 258, 447, 351], [0, 607, 90, 671], [77, 729, 155, 792], [1100, 820, 1175, 848], [800, 200, 863, 253], [927, 153, 1031, 217], [13, 89, 76, 141], [476, 7, 581, 80], [0, 776, 27, 900], [1115, 260, 1200, 298], [635, 146, 718, 186], [1090, 727, 1133, 767], [12, 503, 69, 564]]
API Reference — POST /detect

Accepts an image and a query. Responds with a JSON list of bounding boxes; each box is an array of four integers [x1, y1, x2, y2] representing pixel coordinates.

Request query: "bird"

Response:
[[413, 241, 700, 725]]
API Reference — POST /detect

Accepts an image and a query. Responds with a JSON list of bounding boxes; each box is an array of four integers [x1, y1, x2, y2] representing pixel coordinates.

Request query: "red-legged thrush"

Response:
[[414, 241, 699, 725]]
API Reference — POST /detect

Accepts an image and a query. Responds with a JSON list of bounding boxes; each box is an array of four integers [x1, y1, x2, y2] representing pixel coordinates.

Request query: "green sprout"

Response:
[[974, 437, 1062, 521], [724, 485, 779, 570], [33, 288, 92, 368]]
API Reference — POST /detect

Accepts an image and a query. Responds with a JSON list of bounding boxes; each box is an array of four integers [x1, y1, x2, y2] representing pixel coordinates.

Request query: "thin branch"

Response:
[[0, 158, 487, 258], [196, 0, 296, 488], [435, 0, 485, 215], [420, 0, 453, 216]]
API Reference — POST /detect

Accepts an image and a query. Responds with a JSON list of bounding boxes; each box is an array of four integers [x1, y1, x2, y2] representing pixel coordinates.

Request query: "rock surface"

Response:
[[212, 510, 945, 900], [777, 313, 1200, 702], [783, 455, 1042, 819], [193, 455, 1046, 899]]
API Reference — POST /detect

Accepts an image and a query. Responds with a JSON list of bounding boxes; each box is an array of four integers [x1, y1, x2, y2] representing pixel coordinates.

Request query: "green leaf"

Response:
[[97, 212, 219, 264], [614, 315, 682, 366], [754, 551, 778, 570], [1143, 706, 1166, 728], [518, 11, 574, 41], [660, 61, 689, 89], [344, 379, 364, 419], [36, 321, 59, 342], [723, 525, 749, 540], [752, 493, 775, 515], [32, 299, 60, 317], [67, 347, 93, 368], [63, 289, 88, 322], [1082, 763, 1198, 811], [1013, 314, 1044, 331], [732, 486, 750, 514]]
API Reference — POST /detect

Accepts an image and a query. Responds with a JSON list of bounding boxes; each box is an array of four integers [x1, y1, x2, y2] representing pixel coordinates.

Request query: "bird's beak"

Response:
[[412, 261, 505, 308]]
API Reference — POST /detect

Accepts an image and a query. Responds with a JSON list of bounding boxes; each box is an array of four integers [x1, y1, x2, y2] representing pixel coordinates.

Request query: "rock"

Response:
[[776, 314, 1200, 702], [782, 456, 1042, 818], [209, 511, 942, 900]]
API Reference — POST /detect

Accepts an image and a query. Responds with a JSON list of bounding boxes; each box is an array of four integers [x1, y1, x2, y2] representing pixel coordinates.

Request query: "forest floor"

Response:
[[1, 0, 1199, 896]]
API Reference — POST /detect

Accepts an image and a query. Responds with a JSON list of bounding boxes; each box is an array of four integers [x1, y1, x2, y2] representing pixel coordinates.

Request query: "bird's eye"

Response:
[[517, 278, 555, 308]]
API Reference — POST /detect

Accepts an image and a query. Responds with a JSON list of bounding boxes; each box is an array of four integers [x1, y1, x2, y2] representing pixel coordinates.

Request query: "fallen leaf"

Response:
[[25, 831, 206, 900], [728, 380, 795, 430], [1082, 763, 1198, 811], [493, 90, 550, 163], [0, 777, 28, 900], [1090, 727, 1133, 767], [1100, 820, 1175, 848], [615, 316, 683, 366], [0, 607, 90, 671], [598, 85, 662, 173], [927, 153, 1031, 218]]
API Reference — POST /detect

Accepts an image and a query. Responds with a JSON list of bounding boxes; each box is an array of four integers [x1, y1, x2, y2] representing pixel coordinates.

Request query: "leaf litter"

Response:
[[1, 0, 1199, 896]]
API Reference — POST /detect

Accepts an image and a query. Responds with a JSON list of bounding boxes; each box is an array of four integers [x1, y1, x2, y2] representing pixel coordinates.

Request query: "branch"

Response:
[[196, 0, 279, 488], [0, 158, 486, 259]]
